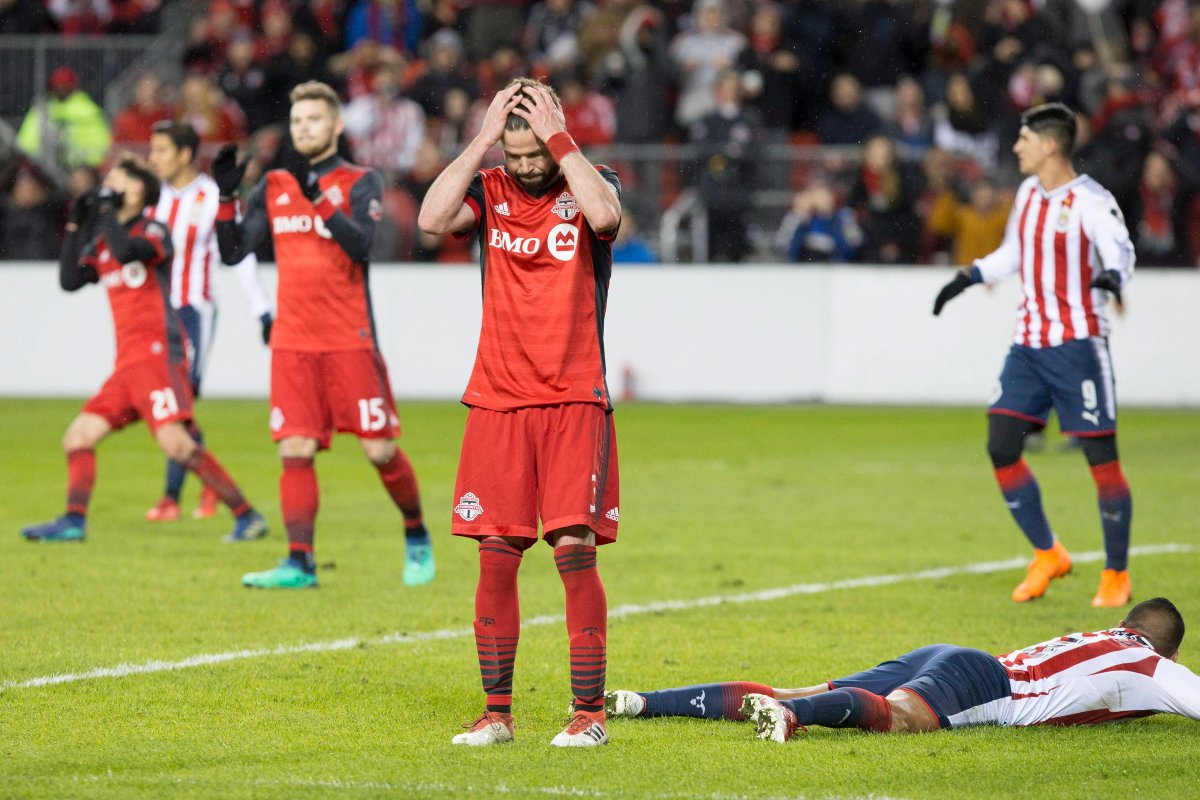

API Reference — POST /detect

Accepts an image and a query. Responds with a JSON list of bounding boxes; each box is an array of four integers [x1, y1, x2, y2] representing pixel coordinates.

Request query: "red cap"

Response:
[[48, 66, 79, 91]]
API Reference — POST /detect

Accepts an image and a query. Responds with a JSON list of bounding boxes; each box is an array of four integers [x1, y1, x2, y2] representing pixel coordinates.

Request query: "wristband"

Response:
[[546, 132, 580, 163], [216, 200, 237, 222]]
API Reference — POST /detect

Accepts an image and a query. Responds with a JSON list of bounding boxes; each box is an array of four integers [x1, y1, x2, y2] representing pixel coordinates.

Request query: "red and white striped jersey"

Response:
[[974, 174, 1135, 348], [153, 173, 271, 317], [985, 629, 1200, 727]]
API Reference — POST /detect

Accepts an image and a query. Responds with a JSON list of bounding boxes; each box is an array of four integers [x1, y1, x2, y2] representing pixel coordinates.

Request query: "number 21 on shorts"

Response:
[[357, 397, 388, 432], [150, 388, 179, 420]]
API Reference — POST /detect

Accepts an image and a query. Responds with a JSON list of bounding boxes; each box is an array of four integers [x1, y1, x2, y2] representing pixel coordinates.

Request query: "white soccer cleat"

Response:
[[605, 690, 646, 717], [451, 712, 514, 746], [549, 712, 609, 747], [741, 694, 801, 743]]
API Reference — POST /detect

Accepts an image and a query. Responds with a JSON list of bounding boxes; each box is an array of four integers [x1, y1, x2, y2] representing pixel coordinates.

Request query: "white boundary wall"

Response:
[[2, 263, 1197, 406]]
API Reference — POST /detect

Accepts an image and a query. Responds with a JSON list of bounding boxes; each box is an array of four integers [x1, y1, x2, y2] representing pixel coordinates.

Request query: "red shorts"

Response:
[[82, 357, 194, 434], [451, 404, 619, 545], [270, 348, 400, 448]]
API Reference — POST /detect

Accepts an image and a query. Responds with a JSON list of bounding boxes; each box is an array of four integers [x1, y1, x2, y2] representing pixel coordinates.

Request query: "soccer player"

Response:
[[603, 597, 1200, 742], [932, 103, 1136, 607], [20, 156, 267, 544], [213, 81, 434, 590], [143, 121, 274, 523], [417, 78, 622, 748]]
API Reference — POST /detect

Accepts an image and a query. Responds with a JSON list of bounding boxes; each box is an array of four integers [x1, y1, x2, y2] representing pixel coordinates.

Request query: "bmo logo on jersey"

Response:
[[547, 223, 578, 261], [488, 228, 541, 254], [100, 261, 148, 289], [272, 214, 333, 239]]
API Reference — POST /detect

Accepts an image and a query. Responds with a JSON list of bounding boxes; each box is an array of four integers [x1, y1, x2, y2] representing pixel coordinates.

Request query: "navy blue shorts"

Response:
[[989, 338, 1117, 437], [829, 644, 1011, 729], [177, 304, 217, 396]]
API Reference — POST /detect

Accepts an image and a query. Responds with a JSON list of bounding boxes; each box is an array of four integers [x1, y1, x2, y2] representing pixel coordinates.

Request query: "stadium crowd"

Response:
[[2, 0, 1200, 265]]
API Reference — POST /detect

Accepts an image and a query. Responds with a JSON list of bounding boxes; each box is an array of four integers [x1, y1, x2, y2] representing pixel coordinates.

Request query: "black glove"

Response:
[[69, 190, 98, 225], [212, 144, 249, 198], [1089, 269, 1123, 305], [933, 270, 977, 316], [96, 187, 124, 213], [283, 147, 322, 202], [259, 312, 273, 346]]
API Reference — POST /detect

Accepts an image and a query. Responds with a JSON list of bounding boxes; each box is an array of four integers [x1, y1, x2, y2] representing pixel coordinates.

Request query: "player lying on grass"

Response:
[[20, 155, 267, 544], [601, 597, 1200, 742]]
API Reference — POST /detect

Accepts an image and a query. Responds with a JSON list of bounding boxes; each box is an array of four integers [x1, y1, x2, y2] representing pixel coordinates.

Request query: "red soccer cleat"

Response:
[[145, 497, 181, 522], [193, 485, 219, 519]]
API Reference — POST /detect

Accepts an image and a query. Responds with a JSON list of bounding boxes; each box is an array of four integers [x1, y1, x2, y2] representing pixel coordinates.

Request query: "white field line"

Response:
[[2, 543, 1190, 693]]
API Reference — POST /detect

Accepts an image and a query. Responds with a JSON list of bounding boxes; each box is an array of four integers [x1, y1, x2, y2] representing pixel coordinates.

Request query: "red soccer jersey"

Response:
[[264, 163, 380, 351], [459, 165, 620, 411], [80, 216, 180, 368]]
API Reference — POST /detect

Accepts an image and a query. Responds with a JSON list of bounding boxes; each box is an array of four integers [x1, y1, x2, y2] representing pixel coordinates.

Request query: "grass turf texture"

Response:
[[1, 398, 1198, 799]]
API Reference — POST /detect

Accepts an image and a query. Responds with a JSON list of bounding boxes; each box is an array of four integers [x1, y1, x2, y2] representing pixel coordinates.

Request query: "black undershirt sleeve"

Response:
[[216, 179, 269, 264], [99, 211, 161, 264], [58, 228, 98, 291], [324, 169, 383, 264]]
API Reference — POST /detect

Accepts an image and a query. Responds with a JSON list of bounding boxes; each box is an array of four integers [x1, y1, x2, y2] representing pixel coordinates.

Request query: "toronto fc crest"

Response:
[[552, 192, 579, 221]]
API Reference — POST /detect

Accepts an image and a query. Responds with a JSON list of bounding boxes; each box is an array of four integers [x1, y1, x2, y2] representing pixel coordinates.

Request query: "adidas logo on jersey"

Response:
[[277, 192, 291, 205], [605, 507, 619, 522], [493, 202, 510, 216]]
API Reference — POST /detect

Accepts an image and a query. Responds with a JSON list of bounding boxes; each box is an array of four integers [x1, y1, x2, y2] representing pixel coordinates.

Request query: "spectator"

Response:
[[577, 0, 639, 78], [848, 135, 922, 264], [112, 71, 173, 144], [553, 70, 615, 148], [776, 178, 862, 263], [47, 0, 110, 34], [836, 0, 928, 91], [459, 0, 526, 63], [926, 177, 1011, 266], [408, 29, 476, 118], [524, 0, 595, 70], [343, 61, 428, 177], [597, 4, 671, 144], [218, 28, 282, 135], [260, 0, 294, 60], [273, 29, 339, 96], [738, 1, 803, 136], [329, 38, 406, 100], [932, 73, 1000, 171], [106, 0, 161, 34], [1127, 150, 1197, 268], [0, 0, 51, 32], [16, 66, 112, 168], [345, 0, 421, 56], [0, 165, 61, 260], [612, 207, 659, 263], [65, 164, 100, 202], [689, 69, 764, 262], [779, 0, 837, 132], [817, 74, 881, 146], [884, 76, 933, 153], [175, 72, 246, 144], [669, 0, 746, 129]]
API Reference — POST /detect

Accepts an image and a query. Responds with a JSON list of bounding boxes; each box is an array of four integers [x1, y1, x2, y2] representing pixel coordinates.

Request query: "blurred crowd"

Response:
[[2, 0, 1200, 265]]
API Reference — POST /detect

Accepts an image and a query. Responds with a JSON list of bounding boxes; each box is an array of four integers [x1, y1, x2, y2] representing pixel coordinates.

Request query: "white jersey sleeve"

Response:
[[1141, 659, 1200, 721], [1078, 185, 1135, 287], [231, 252, 272, 319]]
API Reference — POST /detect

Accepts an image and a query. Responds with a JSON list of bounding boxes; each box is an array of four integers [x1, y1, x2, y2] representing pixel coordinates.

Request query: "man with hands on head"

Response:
[[418, 79, 624, 748]]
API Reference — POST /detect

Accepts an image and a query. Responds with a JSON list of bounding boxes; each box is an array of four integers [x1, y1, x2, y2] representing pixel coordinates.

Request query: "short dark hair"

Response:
[[1020, 102, 1077, 157], [1123, 597, 1185, 657], [116, 153, 161, 208], [151, 120, 199, 162], [504, 77, 561, 133]]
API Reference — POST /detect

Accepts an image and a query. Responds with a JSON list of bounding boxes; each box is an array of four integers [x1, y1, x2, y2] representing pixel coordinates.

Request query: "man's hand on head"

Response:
[[513, 84, 566, 143], [477, 83, 524, 147]]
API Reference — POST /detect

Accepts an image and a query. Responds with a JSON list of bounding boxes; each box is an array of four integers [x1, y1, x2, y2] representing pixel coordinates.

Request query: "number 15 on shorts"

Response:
[[357, 397, 389, 432]]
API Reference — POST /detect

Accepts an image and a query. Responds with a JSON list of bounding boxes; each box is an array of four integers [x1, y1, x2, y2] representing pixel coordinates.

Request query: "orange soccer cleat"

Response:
[[1011, 541, 1073, 602], [192, 485, 219, 519], [1091, 569, 1132, 607], [144, 497, 181, 522]]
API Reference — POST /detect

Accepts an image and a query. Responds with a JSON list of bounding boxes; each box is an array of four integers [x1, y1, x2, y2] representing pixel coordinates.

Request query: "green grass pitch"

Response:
[[1, 398, 1199, 799]]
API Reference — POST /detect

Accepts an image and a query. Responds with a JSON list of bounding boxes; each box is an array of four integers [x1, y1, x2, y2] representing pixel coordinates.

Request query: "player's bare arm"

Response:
[[417, 84, 523, 235], [514, 85, 621, 234]]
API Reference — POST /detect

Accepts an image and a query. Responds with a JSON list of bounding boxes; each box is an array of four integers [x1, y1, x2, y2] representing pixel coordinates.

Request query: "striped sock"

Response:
[[65, 448, 95, 517], [555, 545, 607, 715], [783, 687, 894, 731], [281, 456, 318, 570], [184, 446, 250, 516], [476, 538, 523, 714], [1091, 460, 1132, 571]]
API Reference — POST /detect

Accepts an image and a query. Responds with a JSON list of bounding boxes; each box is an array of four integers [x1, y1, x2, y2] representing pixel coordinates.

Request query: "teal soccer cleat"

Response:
[[20, 515, 86, 542], [403, 541, 436, 586], [242, 558, 317, 589]]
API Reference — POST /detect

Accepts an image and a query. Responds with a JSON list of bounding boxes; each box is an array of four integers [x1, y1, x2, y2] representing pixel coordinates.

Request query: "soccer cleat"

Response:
[[604, 690, 646, 717], [144, 497, 181, 522], [402, 541, 436, 586], [193, 486, 219, 519], [1092, 568, 1132, 607], [741, 694, 801, 743], [224, 510, 268, 543], [451, 711, 514, 746], [242, 558, 317, 589], [549, 711, 608, 747], [1011, 541, 1073, 602], [20, 515, 86, 542]]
